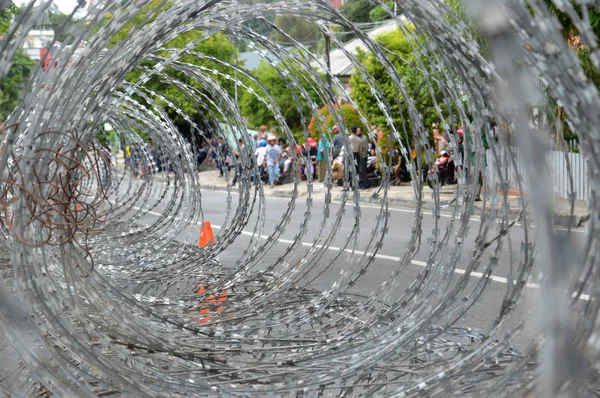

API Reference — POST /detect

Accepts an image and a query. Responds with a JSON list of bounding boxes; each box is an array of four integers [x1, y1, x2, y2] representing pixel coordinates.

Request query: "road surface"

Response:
[[116, 179, 588, 351]]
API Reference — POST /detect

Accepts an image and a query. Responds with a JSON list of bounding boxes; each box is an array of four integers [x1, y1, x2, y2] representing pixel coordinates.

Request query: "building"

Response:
[[314, 19, 402, 79], [22, 27, 54, 62], [21, 9, 54, 63]]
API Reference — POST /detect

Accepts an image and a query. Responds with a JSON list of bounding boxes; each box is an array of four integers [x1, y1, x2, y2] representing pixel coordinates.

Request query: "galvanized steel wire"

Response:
[[0, 0, 597, 396]]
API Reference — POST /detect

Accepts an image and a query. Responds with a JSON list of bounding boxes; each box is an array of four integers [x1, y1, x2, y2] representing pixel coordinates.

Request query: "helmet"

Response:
[[307, 138, 318, 149], [457, 128, 464, 136], [259, 139, 267, 147], [440, 150, 449, 156], [267, 134, 277, 141]]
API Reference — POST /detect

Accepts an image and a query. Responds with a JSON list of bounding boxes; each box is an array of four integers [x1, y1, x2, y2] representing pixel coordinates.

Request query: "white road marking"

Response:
[[133, 207, 590, 301]]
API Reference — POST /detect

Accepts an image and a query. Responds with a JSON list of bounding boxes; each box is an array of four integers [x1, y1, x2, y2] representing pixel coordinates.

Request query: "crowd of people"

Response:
[[200, 126, 304, 188], [428, 123, 488, 200], [196, 125, 385, 189], [123, 142, 160, 178], [122, 122, 484, 196]]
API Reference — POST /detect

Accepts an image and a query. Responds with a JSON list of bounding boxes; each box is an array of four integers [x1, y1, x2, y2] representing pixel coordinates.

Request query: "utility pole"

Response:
[[325, 33, 332, 90], [234, 69, 238, 104]]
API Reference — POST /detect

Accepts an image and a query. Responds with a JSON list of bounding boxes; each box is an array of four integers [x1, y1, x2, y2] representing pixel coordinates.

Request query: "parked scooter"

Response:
[[427, 150, 456, 189]]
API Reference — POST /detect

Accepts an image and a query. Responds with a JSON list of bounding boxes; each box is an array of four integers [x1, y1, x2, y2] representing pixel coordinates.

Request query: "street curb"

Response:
[[196, 183, 588, 229], [198, 184, 226, 192], [554, 213, 590, 229]]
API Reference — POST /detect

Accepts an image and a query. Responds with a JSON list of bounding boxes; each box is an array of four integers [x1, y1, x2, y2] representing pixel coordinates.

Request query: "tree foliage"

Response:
[[269, 15, 320, 52], [340, 0, 375, 23], [108, 1, 238, 139], [542, 1, 600, 86], [543, 0, 600, 39], [237, 0, 277, 47], [307, 103, 367, 139], [125, 30, 238, 137], [0, 5, 35, 122], [369, 2, 396, 23], [239, 60, 323, 142], [444, 0, 488, 56], [0, 3, 17, 33], [349, 26, 441, 146], [109, 0, 171, 47], [0, 49, 34, 121], [49, 11, 71, 43], [539, 1, 600, 140]]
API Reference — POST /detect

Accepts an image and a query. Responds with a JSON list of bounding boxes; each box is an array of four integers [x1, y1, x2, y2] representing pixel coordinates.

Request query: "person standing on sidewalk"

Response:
[[469, 128, 487, 201], [357, 127, 369, 189], [231, 139, 247, 186], [458, 127, 487, 201], [332, 125, 343, 159], [215, 137, 231, 177], [316, 135, 330, 183], [254, 139, 267, 184], [349, 126, 362, 188], [256, 125, 267, 147], [432, 124, 447, 155], [265, 134, 281, 187]]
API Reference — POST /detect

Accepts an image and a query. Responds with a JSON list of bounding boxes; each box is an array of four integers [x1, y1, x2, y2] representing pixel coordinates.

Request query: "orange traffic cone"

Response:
[[199, 221, 215, 247]]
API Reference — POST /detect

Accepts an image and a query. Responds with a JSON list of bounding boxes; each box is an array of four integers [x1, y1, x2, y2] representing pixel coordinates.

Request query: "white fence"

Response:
[[485, 143, 588, 201]]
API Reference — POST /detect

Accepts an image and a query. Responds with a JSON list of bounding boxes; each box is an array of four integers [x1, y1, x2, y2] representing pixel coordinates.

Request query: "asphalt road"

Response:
[[119, 180, 588, 351]]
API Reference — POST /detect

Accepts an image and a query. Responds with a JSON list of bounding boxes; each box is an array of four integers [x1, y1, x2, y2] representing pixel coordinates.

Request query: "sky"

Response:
[[53, 0, 80, 13]]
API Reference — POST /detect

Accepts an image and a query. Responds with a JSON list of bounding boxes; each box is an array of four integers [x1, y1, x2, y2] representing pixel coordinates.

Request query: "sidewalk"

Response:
[[193, 168, 590, 229]]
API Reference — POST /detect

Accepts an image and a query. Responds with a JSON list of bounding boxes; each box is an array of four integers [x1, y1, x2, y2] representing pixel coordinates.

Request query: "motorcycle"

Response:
[[427, 150, 456, 189]]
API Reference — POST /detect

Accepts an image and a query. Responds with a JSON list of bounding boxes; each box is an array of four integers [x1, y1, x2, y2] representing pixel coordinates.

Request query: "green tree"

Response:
[[49, 11, 72, 43], [542, 0, 600, 39], [109, 0, 171, 47], [444, 0, 488, 55], [349, 26, 441, 147], [0, 3, 17, 33], [339, 0, 378, 42], [307, 103, 367, 139], [270, 15, 320, 52], [369, 2, 396, 22], [340, 0, 375, 23], [0, 49, 34, 121], [541, 1, 600, 87], [0, 4, 35, 122], [536, 1, 600, 140], [124, 30, 238, 138], [239, 60, 323, 142], [237, 0, 277, 51], [108, 1, 238, 140]]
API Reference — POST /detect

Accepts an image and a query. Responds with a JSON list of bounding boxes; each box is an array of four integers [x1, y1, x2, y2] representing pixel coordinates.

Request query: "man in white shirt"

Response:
[[254, 139, 267, 184], [265, 134, 281, 187]]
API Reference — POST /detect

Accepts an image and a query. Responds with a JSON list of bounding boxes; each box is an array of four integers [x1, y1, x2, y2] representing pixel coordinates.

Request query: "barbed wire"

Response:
[[0, 0, 596, 396]]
